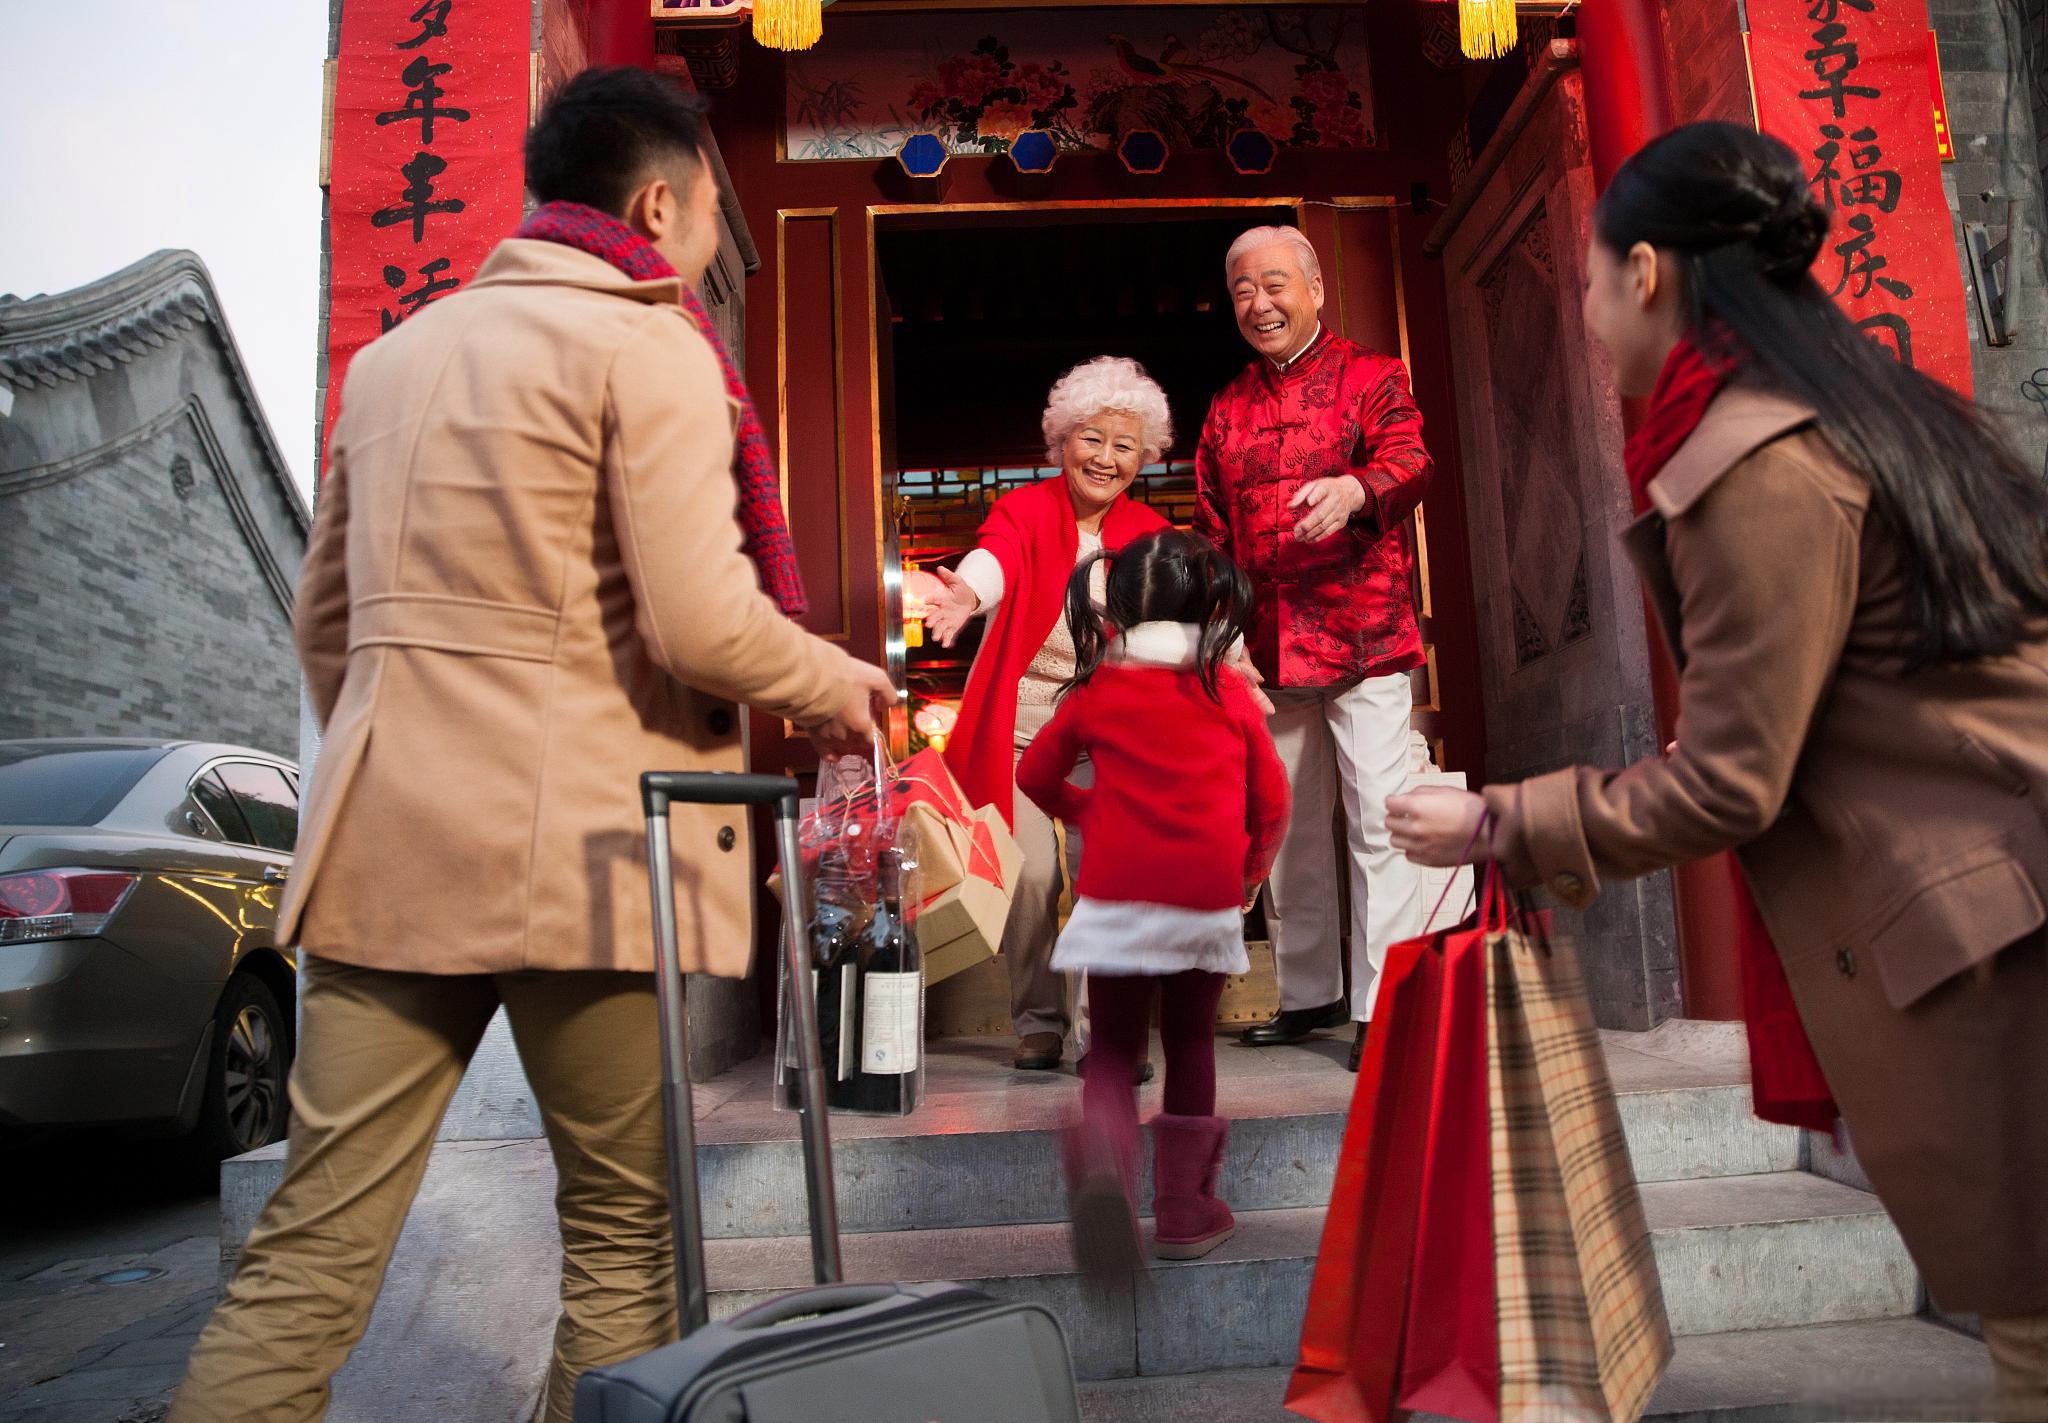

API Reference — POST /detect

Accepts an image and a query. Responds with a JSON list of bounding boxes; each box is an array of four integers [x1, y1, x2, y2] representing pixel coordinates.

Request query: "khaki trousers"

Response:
[[1004, 699, 1089, 1046], [1986, 1313, 2048, 1422], [1264, 672, 1423, 1022], [171, 955, 672, 1423]]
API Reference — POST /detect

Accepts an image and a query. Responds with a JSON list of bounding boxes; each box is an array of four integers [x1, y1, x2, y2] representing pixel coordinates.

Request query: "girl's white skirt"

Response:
[[1050, 897, 1251, 977]]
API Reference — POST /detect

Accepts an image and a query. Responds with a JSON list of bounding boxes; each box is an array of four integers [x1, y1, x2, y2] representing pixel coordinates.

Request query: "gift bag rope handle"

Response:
[[1414, 806, 1553, 948], [1420, 808, 1495, 936]]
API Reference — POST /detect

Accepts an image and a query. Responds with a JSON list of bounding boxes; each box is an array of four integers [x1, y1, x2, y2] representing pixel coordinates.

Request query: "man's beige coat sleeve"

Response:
[[603, 308, 858, 725], [1484, 445, 1864, 904], [293, 428, 352, 728]]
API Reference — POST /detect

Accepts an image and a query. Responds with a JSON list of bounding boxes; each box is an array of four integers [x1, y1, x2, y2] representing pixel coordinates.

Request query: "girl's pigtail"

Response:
[[1062, 549, 1115, 694], [1194, 545, 1254, 700]]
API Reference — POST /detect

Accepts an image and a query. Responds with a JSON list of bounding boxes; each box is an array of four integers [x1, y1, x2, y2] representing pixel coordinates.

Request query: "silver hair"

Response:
[[1039, 355, 1174, 467], [1225, 225, 1322, 283]]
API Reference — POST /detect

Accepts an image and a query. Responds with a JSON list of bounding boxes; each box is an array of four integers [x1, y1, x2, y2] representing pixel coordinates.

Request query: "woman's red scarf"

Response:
[[943, 478, 1167, 830], [1628, 335, 1838, 1133], [512, 201, 806, 618]]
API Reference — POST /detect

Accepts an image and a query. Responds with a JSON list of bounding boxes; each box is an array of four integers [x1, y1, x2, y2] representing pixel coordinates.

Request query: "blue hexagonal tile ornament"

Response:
[[1226, 128, 1279, 175], [1009, 130, 1058, 174], [1116, 129, 1168, 175], [896, 133, 949, 178]]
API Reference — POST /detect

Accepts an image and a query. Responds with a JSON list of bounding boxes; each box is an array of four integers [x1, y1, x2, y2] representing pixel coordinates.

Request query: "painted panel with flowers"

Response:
[[784, 6, 1377, 160]]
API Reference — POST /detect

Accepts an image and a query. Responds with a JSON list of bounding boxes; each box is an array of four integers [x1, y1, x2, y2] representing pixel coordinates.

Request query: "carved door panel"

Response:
[[1439, 72, 1681, 1029]]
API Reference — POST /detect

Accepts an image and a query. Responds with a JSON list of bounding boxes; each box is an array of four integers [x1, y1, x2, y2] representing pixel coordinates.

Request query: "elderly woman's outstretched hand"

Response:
[[924, 566, 981, 648]]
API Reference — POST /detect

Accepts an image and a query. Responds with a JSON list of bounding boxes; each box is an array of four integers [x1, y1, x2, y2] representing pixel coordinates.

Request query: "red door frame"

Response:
[[1579, 0, 1743, 1020], [578, 0, 1741, 1021]]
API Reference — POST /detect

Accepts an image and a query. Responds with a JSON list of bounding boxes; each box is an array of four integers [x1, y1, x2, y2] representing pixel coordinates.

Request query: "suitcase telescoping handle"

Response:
[[640, 772, 844, 1333]]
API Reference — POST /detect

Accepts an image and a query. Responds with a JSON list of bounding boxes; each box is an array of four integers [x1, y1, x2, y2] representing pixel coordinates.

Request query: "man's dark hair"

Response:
[[525, 67, 708, 215]]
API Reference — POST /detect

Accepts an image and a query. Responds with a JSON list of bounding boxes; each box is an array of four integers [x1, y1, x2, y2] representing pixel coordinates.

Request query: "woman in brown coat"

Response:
[[1390, 122, 2048, 1411]]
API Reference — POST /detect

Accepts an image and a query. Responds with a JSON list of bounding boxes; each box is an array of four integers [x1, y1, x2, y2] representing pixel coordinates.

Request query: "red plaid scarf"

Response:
[[514, 200, 807, 617], [1627, 334, 1838, 1134]]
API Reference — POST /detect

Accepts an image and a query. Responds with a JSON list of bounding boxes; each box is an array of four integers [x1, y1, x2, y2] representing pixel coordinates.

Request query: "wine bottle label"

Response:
[[862, 971, 921, 1074], [837, 963, 858, 1081]]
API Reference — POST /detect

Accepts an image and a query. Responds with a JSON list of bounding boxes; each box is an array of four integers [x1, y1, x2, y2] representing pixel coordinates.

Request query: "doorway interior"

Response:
[[872, 203, 1298, 747]]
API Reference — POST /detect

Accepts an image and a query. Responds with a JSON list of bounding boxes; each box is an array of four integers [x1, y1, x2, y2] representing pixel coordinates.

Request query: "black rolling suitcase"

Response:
[[574, 771, 1081, 1423]]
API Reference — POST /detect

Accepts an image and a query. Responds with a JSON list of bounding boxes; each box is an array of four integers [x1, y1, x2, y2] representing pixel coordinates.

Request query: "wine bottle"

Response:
[[784, 849, 869, 1111], [850, 846, 921, 1114]]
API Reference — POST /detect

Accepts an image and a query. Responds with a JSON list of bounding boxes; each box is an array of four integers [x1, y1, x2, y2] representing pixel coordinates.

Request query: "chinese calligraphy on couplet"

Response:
[[323, 0, 528, 460], [1747, 0, 1973, 396]]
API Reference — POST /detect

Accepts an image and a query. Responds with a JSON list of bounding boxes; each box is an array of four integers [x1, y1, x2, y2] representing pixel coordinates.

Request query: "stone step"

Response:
[[222, 1054, 1798, 1247], [241, 1141, 1917, 1420], [693, 1172, 1917, 1379], [689, 1071, 1797, 1238], [1074, 1317, 1996, 1423]]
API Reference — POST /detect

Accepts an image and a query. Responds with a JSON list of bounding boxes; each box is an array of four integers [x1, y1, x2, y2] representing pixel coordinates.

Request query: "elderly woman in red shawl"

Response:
[[924, 356, 1173, 1073]]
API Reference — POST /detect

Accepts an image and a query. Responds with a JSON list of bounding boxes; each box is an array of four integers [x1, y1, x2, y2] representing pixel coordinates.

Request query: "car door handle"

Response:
[[262, 865, 291, 883]]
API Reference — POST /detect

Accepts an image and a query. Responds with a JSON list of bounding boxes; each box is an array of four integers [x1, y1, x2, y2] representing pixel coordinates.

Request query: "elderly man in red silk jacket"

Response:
[[1194, 225, 1433, 1073]]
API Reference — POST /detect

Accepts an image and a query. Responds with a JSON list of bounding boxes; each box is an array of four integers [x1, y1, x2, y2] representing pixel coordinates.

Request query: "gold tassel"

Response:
[[752, 0, 823, 52], [1459, 0, 1518, 60]]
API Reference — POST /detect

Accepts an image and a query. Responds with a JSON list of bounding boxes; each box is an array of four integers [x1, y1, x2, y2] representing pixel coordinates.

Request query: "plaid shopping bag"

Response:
[[1486, 917, 1672, 1423]]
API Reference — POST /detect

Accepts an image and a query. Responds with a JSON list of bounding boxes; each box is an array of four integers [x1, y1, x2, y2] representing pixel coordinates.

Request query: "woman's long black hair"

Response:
[[1063, 529, 1253, 699], [1598, 120, 2048, 668]]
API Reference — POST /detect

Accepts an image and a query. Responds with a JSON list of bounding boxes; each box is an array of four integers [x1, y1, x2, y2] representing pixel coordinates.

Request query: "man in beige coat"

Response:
[[172, 70, 890, 1422]]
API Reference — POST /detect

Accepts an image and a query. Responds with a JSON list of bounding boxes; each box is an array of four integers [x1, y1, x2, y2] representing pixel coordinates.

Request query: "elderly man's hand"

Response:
[[923, 566, 980, 649], [1289, 475, 1368, 543], [1386, 786, 1490, 868]]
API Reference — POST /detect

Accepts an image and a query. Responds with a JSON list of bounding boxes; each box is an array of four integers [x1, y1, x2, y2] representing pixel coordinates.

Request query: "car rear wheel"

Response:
[[197, 974, 290, 1157]]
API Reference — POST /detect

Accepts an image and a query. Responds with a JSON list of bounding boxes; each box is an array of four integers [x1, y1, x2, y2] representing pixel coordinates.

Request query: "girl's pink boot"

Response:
[[1150, 1113, 1236, 1260], [1064, 1115, 1142, 1279]]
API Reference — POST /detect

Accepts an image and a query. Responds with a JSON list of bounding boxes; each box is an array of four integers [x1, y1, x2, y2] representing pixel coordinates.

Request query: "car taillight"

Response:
[[0, 869, 140, 945]]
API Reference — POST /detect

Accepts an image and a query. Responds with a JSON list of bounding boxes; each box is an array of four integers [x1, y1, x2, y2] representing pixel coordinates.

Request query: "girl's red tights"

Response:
[[1083, 971, 1227, 1130]]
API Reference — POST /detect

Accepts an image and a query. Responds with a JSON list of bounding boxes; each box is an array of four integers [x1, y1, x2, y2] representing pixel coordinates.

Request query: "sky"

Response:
[[0, 3, 330, 494]]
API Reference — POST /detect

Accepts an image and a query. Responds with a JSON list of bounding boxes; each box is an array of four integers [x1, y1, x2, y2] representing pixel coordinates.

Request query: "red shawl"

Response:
[[944, 478, 1168, 830], [1629, 336, 1839, 1133]]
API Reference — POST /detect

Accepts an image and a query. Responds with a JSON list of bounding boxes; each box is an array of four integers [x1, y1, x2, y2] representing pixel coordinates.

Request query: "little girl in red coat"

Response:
[[1016, 529, 1291, 1275]]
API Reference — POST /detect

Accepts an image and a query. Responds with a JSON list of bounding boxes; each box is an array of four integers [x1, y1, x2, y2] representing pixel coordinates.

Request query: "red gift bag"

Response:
[[1395, 884, 1502, 1422], [1283, 930, 1445, 1423]]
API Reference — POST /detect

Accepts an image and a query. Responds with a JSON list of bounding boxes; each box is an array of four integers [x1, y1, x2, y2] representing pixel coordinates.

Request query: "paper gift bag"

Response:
[[1283, 929, 1445, 1423], [1487, 919, 1672, 1423], [914, 804, 1020, 987], [769, 746, 1000, 906], [890, 747, 991, 900], [1396, 919, 1500, 1422]]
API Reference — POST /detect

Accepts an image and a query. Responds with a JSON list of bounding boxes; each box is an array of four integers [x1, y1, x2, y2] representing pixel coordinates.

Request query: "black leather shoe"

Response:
[[1238, 999, 1348, 1046], [1346, 1021, 1368, 1073]]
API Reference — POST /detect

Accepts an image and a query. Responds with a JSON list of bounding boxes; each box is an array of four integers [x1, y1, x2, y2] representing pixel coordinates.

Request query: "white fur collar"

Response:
[[1112, 622, 1202, 668]]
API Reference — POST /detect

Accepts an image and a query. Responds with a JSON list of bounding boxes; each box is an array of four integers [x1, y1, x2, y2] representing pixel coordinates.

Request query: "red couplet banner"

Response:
[[322, 0, 530, 464], [1747, 0, 1973, 397]]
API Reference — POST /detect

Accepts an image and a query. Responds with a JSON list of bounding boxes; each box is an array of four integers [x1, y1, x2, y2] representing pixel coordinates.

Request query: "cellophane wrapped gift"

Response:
[[768, 747, 1020, 986], [775, 748, 926, 1117]]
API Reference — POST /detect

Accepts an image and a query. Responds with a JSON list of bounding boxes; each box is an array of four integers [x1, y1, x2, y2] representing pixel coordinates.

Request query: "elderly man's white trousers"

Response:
[[1263, 671, 1425, 1022]]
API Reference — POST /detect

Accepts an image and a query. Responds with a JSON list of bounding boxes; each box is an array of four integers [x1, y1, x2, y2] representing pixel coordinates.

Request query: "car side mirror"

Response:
[[186, 810, 210, 836]]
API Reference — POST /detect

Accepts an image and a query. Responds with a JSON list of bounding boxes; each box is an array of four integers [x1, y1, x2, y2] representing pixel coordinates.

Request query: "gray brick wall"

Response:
[[1, 254, 307, 759], [2029, 0, 2048, 197], [0, 418, 300, 755], [1932, 0, 2048, 463]]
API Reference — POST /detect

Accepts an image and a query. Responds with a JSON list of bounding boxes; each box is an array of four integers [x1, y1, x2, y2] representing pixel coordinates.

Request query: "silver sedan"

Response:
[[0, 739, 301, 1157]]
